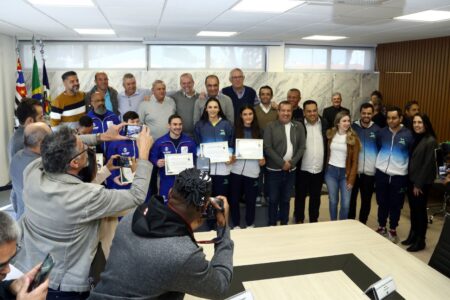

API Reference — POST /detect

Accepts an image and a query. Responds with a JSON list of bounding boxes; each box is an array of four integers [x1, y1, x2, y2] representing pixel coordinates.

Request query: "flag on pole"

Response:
[[15, 58, 27, 105], [42, 61, 51, 115], [31, 55, 42, 100]]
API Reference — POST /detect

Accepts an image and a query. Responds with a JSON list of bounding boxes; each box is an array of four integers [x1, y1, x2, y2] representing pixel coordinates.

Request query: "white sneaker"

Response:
[[234, 226, 241, 230], [247, 224, 255, 228]]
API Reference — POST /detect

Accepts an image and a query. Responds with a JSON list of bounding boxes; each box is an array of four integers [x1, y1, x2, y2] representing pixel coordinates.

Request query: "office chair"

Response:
[[429, 214, 450, 278]]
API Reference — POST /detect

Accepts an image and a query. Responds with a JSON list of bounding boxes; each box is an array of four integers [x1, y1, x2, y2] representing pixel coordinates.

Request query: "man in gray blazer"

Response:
[[264, 101, 306, 226], [14, 124, 153, 298]]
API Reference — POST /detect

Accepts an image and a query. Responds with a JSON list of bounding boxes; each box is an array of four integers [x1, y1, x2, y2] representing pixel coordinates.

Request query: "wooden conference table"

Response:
[[187, 220, 450, 300]]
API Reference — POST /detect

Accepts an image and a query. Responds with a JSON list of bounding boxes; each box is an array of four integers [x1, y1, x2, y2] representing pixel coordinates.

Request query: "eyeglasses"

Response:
[[231, 76, 244, 80], [0, 245, 21, 269], [68, 144, 89, 163]]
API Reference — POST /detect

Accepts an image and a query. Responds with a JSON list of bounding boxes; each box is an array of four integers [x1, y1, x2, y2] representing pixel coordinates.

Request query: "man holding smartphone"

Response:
[[0, 211, 48, 300], [90, 168, 233, 299]]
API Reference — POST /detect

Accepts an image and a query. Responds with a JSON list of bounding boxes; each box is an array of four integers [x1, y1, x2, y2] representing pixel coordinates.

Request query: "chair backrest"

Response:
[[429, 214, 450, 278]]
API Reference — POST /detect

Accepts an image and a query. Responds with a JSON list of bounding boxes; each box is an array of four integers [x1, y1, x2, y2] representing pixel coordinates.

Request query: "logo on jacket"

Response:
[[181, 146, 189, 153], [369, 132, 376, 139], [399, 138, 406, 145], [121, 147, 130, 156], [164, 146, 170, 153], [219, 129, 226, 136]]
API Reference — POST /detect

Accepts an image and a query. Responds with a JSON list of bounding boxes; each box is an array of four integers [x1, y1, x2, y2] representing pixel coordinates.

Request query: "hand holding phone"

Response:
[[27, 253, 55, 292]]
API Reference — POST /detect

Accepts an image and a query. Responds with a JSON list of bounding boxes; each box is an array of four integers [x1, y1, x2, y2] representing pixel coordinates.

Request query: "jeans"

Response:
[[47, 289, 90, 300], [325, 165, 352, 221], [267, 170, 295, 225]]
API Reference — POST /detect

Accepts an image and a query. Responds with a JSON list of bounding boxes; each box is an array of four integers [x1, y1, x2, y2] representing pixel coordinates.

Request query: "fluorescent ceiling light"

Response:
[[28, 0, 94, 7], [302, 35, 347, 41], [74, 28, 115, 35], [394, 10, 450, 22], [232, 0, 305, 13], [197, 31, 237, 37]]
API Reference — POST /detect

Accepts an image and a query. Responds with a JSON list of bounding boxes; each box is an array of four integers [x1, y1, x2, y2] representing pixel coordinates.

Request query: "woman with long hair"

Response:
[[194, 98, 234, 204], [230, 105, 265, 228], [402, 113, 438, 251], [325, 111, 361, 220]]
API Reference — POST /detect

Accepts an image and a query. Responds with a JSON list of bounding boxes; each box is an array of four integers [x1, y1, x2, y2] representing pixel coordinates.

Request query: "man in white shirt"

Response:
[[263, 101, 306, 226], [293, 100, 328, 223]]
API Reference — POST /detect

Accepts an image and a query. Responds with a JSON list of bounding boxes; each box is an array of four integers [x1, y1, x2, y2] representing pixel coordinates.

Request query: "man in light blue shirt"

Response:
[[118, 73, 151, 117]]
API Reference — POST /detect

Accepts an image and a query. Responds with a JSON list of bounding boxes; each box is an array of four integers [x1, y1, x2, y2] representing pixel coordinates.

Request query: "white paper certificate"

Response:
[[235, 139, 263, 160], [200, 141, 230, 163], [165, 153, 194, 175]]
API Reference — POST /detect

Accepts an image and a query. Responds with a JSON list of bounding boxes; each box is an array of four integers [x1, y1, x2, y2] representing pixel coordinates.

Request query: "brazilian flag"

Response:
[[31, 55, 42, 100]]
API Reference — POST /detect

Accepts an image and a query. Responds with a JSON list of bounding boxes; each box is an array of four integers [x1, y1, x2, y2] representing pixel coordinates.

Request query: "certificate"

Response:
[[165, 153, 194, 175], [200, 141, 230, 163], [235, 139, 263, 160]]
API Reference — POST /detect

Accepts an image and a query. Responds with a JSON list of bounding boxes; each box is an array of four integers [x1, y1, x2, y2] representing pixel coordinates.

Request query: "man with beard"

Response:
[[87, 91, 120, 153], [150, 114, 196, 201], [349, 103, 380, 224], [14, 124, 153, 299], [50, 71, 86, 129]]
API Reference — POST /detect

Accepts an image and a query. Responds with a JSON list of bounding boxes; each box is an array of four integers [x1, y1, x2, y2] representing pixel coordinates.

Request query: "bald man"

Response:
[[9, 122, 52, 219]]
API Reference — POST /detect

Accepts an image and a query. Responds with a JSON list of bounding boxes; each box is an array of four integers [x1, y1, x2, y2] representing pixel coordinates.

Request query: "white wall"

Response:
[[0, 33, 17, 185]]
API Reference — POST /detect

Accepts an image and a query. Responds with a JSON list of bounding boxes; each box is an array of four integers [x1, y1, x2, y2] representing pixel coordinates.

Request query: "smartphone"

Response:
[[125, 125, 142, 138], [113, 156, 131, 168], [196, 156, 210, 173], [28, 253, 55, 292]]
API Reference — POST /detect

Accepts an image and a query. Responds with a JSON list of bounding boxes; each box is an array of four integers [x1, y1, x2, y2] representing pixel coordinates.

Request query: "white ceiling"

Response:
[[0, 0, 449, 46]]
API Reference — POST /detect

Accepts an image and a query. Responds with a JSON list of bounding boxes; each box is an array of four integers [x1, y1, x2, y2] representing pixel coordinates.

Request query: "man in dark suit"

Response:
[[322, 92, 350, 129]]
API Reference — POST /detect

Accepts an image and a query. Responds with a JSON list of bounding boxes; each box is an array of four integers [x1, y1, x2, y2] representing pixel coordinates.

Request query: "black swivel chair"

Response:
[[429, 214, 450, 278]]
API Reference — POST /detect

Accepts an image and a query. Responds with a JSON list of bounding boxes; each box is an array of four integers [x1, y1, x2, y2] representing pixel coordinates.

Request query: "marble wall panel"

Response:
[[22, 70, 378, 118]]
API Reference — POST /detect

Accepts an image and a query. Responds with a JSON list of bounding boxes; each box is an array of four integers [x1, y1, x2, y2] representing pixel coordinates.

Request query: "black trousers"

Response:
[[229, 173, 258, 227], [294, 170, 324, 223], [407, 183, 431, 238], [349, 174, 375, 224]]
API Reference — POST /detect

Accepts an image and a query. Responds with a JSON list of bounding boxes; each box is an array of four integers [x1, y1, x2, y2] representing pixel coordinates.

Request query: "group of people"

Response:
[[1, 66, 443, 299]]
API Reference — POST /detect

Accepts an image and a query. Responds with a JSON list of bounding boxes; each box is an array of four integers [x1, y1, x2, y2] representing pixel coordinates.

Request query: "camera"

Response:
[[202, 197, 224, 219], [113, 156, 131, 168]]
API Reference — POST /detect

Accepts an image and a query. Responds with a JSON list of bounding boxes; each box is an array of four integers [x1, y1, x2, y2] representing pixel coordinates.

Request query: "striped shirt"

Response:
[[50, 92, 86, 129]]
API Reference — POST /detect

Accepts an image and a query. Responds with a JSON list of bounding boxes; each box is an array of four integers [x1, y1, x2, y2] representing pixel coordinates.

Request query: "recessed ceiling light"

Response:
[[28, 0, 94, 7], [232, 0, 305, 13], [394, 10, 450, 22], [197, 31, 237, 37], [74, 28, 115, 35], [302, 35, 347, 41]]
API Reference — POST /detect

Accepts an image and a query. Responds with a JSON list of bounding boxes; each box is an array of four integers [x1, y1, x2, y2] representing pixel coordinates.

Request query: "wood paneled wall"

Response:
[[376, 36, 450, 142]]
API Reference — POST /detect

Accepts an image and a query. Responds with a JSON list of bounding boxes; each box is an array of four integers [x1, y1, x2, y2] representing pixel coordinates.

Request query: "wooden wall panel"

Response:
[[376, 36, 450, 142]]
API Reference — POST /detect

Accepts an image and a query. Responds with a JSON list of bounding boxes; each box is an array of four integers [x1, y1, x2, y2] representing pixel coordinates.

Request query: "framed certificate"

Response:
[[235, 139, 263, 160], [200, 141, 230, 163], [165, 153, 194, 175]]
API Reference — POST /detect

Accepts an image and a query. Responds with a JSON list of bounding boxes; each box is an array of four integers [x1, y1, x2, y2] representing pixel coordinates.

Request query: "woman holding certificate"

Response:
[[194, 98, 235, 202], [230, 105, 265, 228]]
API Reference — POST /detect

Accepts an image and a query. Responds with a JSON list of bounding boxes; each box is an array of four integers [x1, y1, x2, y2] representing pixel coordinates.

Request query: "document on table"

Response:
[[200, 141, 230, 163], [235, 139, 263, 160], [165, 153, 194, 175]]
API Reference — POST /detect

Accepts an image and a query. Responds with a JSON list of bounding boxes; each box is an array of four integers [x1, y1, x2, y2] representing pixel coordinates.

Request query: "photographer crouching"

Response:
[[89, 169, 234, 300], [14, 124, 153, 299]]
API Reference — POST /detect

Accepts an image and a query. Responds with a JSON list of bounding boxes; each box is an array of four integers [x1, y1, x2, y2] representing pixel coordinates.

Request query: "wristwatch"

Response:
[[95, 133, 102, 144]]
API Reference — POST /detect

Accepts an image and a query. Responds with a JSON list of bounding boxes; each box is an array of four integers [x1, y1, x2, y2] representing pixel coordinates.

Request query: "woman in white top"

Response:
[[324, 111, 360, 220]]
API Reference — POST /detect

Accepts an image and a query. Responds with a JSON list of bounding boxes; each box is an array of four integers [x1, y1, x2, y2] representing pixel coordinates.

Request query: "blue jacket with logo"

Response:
[[375, 125, 414, 176], [150, 133, 197, 200], [105, 139, 139, 190], [87, 109, 120, 153], [352, 121, 380, 176], [194, 118, 235, 176]]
